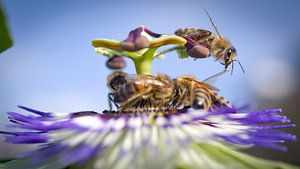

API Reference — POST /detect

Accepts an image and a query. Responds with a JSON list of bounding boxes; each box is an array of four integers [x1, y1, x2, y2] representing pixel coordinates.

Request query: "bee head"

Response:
[[211, 36, 237, 68], [202, 7, 244, 74], [107, 71, 129, 91], [222, 47, 237, 69], [218, 45, 244, 74]]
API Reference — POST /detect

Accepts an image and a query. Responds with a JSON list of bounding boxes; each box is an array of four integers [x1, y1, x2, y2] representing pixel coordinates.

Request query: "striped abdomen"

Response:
[[210, 91, 232, 109]]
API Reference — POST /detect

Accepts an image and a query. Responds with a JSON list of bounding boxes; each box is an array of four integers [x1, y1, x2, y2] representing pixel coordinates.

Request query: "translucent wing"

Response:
[[202, 70, 229, 84], [200, 70, 230, 91], [175, 28, 212, 42]]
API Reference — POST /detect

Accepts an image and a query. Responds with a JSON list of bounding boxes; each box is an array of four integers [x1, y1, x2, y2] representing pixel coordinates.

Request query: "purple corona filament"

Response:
[[0, 106, 296, 168]]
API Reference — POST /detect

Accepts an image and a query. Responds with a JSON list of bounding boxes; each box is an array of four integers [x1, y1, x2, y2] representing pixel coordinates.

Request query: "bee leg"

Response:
[[154, 99, 164, 112], [108, 93, 113, 111], [108, 93, 119, 111], [183, 106, 191, 110], [120, 97, 141, 112], [171, 85, 187, 109], [120, 87, 153, 112]]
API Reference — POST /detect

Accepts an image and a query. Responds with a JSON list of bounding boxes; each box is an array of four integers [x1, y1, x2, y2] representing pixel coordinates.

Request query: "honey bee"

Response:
[[107, 71, 174, 112], [107, 71, 232, 113], [175, 8, 244, 74], [171, 75, 232, 110]]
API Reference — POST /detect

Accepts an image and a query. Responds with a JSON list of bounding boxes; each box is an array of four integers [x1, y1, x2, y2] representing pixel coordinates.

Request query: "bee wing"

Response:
[[175, 28, 212, 42], [189, 29, 212, 39], [202, 83, 220, 91], [125, 74, 151, 82], [202, 70, 230, 91], [202, 70, 229, 83], [127, 74, 138, 81], [127, 74, 155, 80], [180, 75, 220, 91]]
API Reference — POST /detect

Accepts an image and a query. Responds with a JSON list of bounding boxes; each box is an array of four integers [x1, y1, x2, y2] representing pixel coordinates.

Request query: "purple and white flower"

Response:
[[0, 105, 296, 169]]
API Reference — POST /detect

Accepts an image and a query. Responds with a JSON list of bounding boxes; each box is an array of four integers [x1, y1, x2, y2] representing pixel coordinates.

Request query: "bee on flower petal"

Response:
[[171, 74, 232, 110], [175, 8, 244, 74], [107, 71, 232, 113]]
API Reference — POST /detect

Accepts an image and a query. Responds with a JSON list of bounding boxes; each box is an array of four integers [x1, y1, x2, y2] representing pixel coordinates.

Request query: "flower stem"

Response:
[[133, 48, 157, 75]]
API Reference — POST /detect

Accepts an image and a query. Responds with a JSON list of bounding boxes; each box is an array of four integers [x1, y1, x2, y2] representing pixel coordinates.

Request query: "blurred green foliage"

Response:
[[0, 2, 13, 53]]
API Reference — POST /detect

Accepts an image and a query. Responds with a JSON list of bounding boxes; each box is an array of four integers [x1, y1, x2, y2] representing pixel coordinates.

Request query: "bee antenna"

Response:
[[201, 6, 223, 39], [234, 60, 245, 74]]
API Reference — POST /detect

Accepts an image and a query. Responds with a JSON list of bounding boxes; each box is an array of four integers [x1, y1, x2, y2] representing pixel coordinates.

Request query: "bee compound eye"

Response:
[[192, 98, 205, 109], [226, 49, 232, 57]]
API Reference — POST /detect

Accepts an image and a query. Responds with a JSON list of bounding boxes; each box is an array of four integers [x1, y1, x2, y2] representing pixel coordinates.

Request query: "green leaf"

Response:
[[0, 2, 13, 53]]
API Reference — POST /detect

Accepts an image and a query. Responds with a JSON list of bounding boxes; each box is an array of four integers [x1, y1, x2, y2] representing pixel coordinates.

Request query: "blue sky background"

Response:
[[1, 0, 300, 164]]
